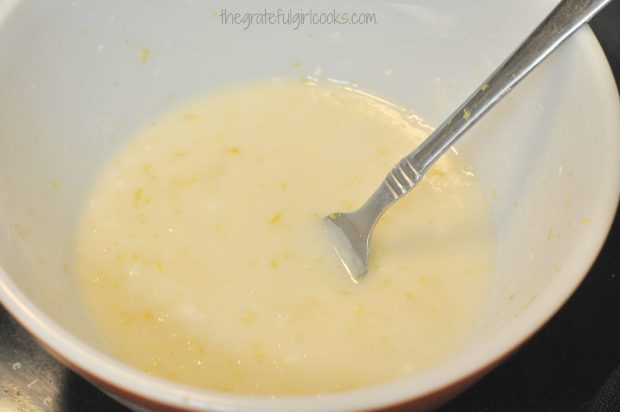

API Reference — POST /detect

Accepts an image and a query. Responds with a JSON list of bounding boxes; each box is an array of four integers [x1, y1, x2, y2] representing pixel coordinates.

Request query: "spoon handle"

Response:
[[382, 0, 612, 201], [325, 0, 613, 279]]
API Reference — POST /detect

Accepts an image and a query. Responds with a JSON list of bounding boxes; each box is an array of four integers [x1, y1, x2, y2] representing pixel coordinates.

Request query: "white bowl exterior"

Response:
[[0, 0, 618, 410]]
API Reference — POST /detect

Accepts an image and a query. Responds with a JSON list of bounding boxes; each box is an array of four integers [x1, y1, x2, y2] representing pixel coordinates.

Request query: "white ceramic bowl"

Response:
[[0, 0, 618, 410]]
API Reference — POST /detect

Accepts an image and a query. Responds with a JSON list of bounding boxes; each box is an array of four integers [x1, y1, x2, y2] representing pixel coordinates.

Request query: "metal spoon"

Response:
[[324, 0, 613, 280]]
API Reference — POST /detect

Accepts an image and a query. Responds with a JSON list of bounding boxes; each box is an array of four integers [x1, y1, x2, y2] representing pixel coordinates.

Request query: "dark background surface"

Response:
[[0, 2, 618, 411]]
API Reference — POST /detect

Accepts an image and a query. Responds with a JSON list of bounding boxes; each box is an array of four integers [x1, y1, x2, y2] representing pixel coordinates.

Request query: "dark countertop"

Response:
[[1, 2, 618, 411]]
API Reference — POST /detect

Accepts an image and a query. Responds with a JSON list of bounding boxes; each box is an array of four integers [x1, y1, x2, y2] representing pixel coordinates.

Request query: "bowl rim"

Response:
[[0, 2, 619, 411]]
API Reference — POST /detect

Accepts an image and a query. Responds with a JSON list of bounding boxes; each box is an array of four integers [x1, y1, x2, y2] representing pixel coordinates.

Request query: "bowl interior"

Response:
[[0, 0, 618, 409]]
